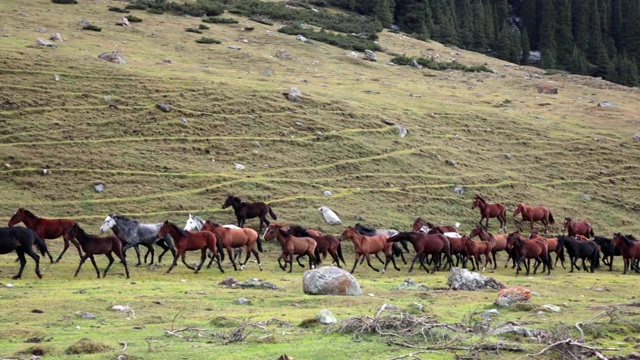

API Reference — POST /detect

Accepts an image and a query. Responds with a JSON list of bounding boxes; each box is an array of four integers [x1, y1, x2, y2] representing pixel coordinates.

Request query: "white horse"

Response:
[[184, 214, 245, 260], [418, 222, 462, 238]]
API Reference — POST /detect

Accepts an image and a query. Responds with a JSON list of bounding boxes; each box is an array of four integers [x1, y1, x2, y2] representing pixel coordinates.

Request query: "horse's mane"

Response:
[[113, 215, 140, 225], [289, 225, 311, 238], [475, 194, 486, 202], [626, 234, 637, 241], [205, 220, 221, 227], [354, 223, 376, 236], [167, 222, 187, 237], [23, 209, 37, 218], [425, 221, 437, 228]]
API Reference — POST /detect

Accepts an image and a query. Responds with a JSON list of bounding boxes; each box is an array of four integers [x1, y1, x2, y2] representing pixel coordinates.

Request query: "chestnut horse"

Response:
[[529, 232, 566, 270], [468, 225, 510, 270], [201, 221, 261, 271], [289, 225, 345, 268], [506, 231, 551, 276], [563, 218, 594, 238], [0, 227, 48, 279], [264, 224, 316, 273], [612, 233, 640, 274], [157, 221, 224, 274], [461, 235, 493, 272], [339, 227, 399, 274], [8, 208, 81, 263], [471, 195, 507, 231], [64, 224, 130, 279], [387, 232, 453, 273], [412, 217, 459, 234], [513, 203, 555, 233]]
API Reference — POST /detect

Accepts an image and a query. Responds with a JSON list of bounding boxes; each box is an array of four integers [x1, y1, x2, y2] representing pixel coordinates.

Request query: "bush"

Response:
[[185, 28, 203, 34], [147, 7, 164, 14], [125, 3, 148, 10], [52, 0, 77, 3], [135, 0, 223, 17], [249, 15, 274, 26], [243, 26, 255, 31], [278, 24, 381, 52], [202, 17, 239, 24], [390, 54, 492, 73], [108, 6, 130, 13], [126, 15, 143, 22], [198, 24, 210, 30], [196, 37, 221, 44], [82, 25, 102, 32]]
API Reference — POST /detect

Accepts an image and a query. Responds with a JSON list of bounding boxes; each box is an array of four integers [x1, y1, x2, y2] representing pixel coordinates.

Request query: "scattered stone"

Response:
[[2, 34, 8, 37], [180, 117, 189, 124], [323, 190, 332, 196], [363, 49, 377, 61], [295, 121, 303, 126], [448, 267, 505, 291], [98, 51, 125, 64], [537, 85, 558, 94], [236, 297, 250, 305], [219, 277, 241, 288], [36, 28, 47, 33], [395, 278, 429, 291], [239, 278, 280, 290], [583, 193, 592, 201], [406, 302, 424, 313], [355, 214, 364, 221], [5, 283, 14, 288], [94, 183, 105, 193], [234, 163, 245, 170], [31, 309, 44, 313], [41, 168, 48, 175], [481, 309, 500, 319], [80, 19, 91, 27], [253, 141, 261, 147], [346, 51, 358, 58], [531, 291, 542, 297], [633, 133, 640, 141], [495, 286, 532, 307], [598, 101, 617, 108], [504, 153, 512, 159], [410, 59, 421, 69], [396, 125, 407, 138], [36, 37, 59, 48], [285, 87, 303, 103], [493, 324, 545, 338], [162, 59, 174, 64], [50, 32, 63, 41], [228, 45, 241, 50], [110, 305, 135, 318], [453, 185, 464, 195], [318, 206, 341, 225], [542, 304, 561, 313], [445, 159, 456, 166], [77, 311, 96, 319], [116, 17, 130, 27], [156, 103, 171, 112], [259, 70, 272, 76], [315, 309, 336, 324], [103, 96, 111, 102], [316, 131, 323, 137], [295, 35, 307, 43], [275, 49, 290, 60], [303, 266, 361, 296]]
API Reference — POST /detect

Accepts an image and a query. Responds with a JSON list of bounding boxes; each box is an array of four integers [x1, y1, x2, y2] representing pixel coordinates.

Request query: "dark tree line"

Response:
[[326, 0, 640, 86]]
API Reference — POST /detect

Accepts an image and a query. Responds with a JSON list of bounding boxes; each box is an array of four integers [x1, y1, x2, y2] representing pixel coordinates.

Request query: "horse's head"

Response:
[[100, 215, 117, 233], [184, 214, 201, 231], [562, 218, 572, 230], [506, 231, 521, 249], [157, 220, 172, 238], [529, 231, 540, 239], [64, 223, 80, 241], [222, 195, 234, 209], [411, 218, 425, 232], [338, 227, 356, 241], [468, 224, 484, 238], [7, 208, 26, 226], [263, 224, 281, 241], [513, 204, 523, 217]]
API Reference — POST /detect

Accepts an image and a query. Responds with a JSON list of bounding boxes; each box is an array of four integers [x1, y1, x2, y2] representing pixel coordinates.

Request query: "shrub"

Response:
[[186, 28, 203, 34], [108, 6, 130, 13], [278, 24, 381, 52], [147, 7, 164, 14], [243, 26, 255, 31], [125, 3, 148, 10], [202, 17, 239, 24], [52, 0, 77, 3], [249, 15, 274, 26], [135, 0, 223, 17], [82, 25, 102, 32], [198, 24, 210, 30], [126, 15, 143, 22], [390, 54, 493, 73], [196, 37, 221, 44]]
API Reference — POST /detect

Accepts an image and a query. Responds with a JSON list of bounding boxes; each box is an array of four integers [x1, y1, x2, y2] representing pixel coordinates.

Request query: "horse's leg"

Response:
[[227, 246, 237, 271], [142, 243, 154, 265], [329, 248, 342, 268], [23, 245, 43, 279], [165, 248, 180, 274], [408, 254, 421, 273], [55, 236, 72, 263], [114, 247, 130, 279], [374, 253, 385, 264], [12, 249, 27, 280], [365, 253, 380, 272], [181, 251, 196, 270], [289, 253, 294, 273], [103, 253, 115, 278], [296, 255, 306, 268], [193, 249, 206, 274], [250, 248, 262, 271], [88, 255, 101, 278], [391, 251, 400, 271], [492, 250, 497, 270], [132, 244, 142, 266], [75, 254, 90, 277], [350, 253, 361, 274]]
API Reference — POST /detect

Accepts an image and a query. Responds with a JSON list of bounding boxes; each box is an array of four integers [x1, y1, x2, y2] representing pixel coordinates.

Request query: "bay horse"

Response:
[[354, 223, 408, 264], [461, 235, 493, 272], [200, 220, 261, 271], [612, 233, 640, 274], [0, 227, 47, 279], [64, 224, 130, 279], [471, 195, 507, 231], [468, 225, 510, 270], [264, 224, 316, 273], [183, 214, 243, 261], [556, 235, 600, 273], [156, 221, 224, 274], [513, 203, 555, 233], [412, 217, 459, 235], [387, 232, 452, 273], [8, 208, 81, 263], [529, 232, 566, 270], [506, 231, 551, 276], [290, 225, 345, 268], [222, 195, 277, 240], [592, 236, 621, 271], [339, 227, 399, 274], [563, 218, 594, 238]]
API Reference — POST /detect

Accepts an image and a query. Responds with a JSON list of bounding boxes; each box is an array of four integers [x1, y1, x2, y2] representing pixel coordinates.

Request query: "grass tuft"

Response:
[[195, 37, 221, 44], [65, 338, 112, 355]]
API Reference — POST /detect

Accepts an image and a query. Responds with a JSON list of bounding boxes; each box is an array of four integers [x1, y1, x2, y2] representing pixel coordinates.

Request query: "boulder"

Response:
[[36, 37, 58, 48], [303, 266, 361, 296], [597, 101, 617, 108], [493, 324, 545, 338], [295, 35, 307, 43], [447, 267, 505, 291], [395, 278, 429, 291], [98, 51, 125, 64], [116, 17, 130, 27], [495, 286, 532, 307], [315, 309, 336, 324], [318, 206, 341, 225], [363, 49, 377, 61], [156, 103, 171, 112]]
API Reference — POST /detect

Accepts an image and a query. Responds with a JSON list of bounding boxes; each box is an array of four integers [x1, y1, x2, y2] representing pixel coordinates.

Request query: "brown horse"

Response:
[[529, 232, 566, 269], [412, 217, 459, 234], [222, 195, 277, 239], [64, 224, 130, 279], [461, 235, 493, 272], [612, 233, 640, 274], [8, 208, 82, 263], [201, 221, 261, 271], [513, 203, 555, 233], [264, 224, 316, 273], [289, 225, 346, 268], [563, 218, 594, 238], [506, 231, 551, 276], [468, 224, 510, 270], [387, 232, 453, 273], [157, 221, 224, 274], [339, 227, 399, 274], [471, 195, 507, 231]]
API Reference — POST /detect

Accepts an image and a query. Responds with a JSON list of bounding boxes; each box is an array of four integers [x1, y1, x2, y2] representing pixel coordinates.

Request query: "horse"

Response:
[[471, 195, 507, 231], [612, 233, 640, 274], [0, 227, 47, 279], [100, 215, 176, 266], [529, 232, 566, 269], [156, 221, 224, 274], [338, 227, 399, 274], [200, 220, 261, 271], [557, 235, 600, 273], [513, 203, 555, 233], [354, 223, 408, 264], [222, 195, 277, 238], [264, 224, 316, 273], [563, 218, 594, 238], [183, 214, 245, 260], [412, 217, 460, 235], [8, 208, 81, 263], [290, 225, 345, 268], [468, 225, 510, 270], [387, 232, 453, 273], [64, 224, 130, 279], [506, 231, 551, 276], [461, 235, 493, 272], [592, 236, 621, 271]]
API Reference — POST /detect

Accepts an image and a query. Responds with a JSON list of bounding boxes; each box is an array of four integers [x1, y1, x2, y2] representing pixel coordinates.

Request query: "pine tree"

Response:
[[539, 0, 558, 68], [555, 0, 575, 70], [394, 0, 430, 38], [519, 0, 538, 49], [587, 0, 610, 77], [520, 27, 531, 64], [471, 0, 488, 51], [455, 0, 473, 47], [495, 22, 513, 61], [571, 0, 589, 53]]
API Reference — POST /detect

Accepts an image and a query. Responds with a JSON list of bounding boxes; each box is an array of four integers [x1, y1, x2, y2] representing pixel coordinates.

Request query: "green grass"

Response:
[[1, 0, 640, 358]]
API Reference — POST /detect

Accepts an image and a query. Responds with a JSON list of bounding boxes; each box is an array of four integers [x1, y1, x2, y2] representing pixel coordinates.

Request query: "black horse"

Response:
[[0, 227, 48, 279], [222, 195, 277, 240], [592, 236, 621, 271], [557, 235, 600, 273]]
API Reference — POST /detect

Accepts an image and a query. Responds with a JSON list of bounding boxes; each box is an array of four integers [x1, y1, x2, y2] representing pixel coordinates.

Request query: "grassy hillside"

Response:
[[0, 1, 639, 359]]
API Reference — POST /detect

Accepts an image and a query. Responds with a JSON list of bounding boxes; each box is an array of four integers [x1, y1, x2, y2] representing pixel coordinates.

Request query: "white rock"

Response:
[[318, 206, 341, 225]]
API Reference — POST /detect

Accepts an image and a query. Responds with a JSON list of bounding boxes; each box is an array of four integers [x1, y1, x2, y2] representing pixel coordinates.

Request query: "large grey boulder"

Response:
[[447, 267, 505, 291], [303, 266, 361, 296]]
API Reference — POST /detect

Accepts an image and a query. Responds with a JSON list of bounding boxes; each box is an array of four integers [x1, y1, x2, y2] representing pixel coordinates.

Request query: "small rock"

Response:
[[295, 121, 304, 126], [448, 267, 505, 291], [633, 133, 640, 141], [363, 49, 377, 61], [98, 51, 125, 64], [50, 32, 63, 41], [355, 215, 364, 221], [253, 141, 261, 147], [318, 206, 341, 225], [103, 96, 111, 102], [156, 103, 171, 112], [583, 193, 592, 201], [234, 163, 245, 170], [228, 45, 242, 50], [493, 324, 545, 338], [77, 311, 96, 319], [597, 101, 617, 108], [94, 183, 105, 193], [275, 49, 290, 60], [180, 117, 189, 124], [236, 297, 250, 305], [315, 309, 336, 324], [116, 17, 130, 27], [396, 125, 407, 138], [36, 28, 47, 33], [323, 190, 333, 196], [531, 291, 542, 297], [259, 70, 272, 76], [295, 35, 307, 43], [453, 185, 464, 195], [36, 37, 58, 48], [481, 309, 500, 319], [41, 168, 48, 175], [31, 309, 44, 313], [315, 131, 323, 137], [445, 159, 456, 166], [346, 51, 358, 58], [542, 304, 561, 313], [219, 277, 241, 288], [78, 289, 86, 294], [162, 59, 175, 64], [239, 278, 280, 290], [504, 153, 512, 159], [396, 278, 429, 291]]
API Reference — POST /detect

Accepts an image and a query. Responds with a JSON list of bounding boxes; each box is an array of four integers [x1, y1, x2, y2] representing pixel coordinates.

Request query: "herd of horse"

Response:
[[1, 195, 638, 280]]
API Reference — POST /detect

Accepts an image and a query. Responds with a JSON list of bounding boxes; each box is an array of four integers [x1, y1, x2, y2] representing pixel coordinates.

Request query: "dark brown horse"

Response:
[[222, 195, 277, 239], [468, 225, 510, 270], [339, 227, 399, 274], [563, 218, 594, 238], [412, 217, 459, 234], [264, 224, 316, 273], [387, 232, 453, 273], [8, 208, 82, 263], [0, 227, 47, 279], [612, 233, 640, 274], [64, 224, 130, 279], [513, 203, 555, 233], [461, 235, 493, 272], [201, 221, 261, 271], [290, 225, 345, 268], [506, 231, 551, 276], [529, 232, 565, 269], [157, 221, 224, 274], [471, 195, 507, 231]]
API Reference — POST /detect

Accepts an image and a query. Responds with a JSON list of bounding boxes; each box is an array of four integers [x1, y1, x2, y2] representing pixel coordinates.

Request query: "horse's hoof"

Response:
[[11, 275, 20, 280], [37, 273, 43, 279]]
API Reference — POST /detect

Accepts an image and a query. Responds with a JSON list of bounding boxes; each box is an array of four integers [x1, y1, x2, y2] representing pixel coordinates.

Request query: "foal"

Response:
[[468, 224, 510, 270], [461, 235, 493, 272], [64, 224, 130, 279], [264, 224, 317, 273]]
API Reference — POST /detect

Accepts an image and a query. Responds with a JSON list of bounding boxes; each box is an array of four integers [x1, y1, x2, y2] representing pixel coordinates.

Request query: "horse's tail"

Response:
[[589, 228, 594, 238], [34, 233, 48, 257], [268, 206, 278, 220], [216, 235, 225, 261], [593, 246, 600, 269], [257, 238, 263, 253], [337, 243, 346, 265], [314, 246, 320, 262], [548, 211, 555, 225]]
